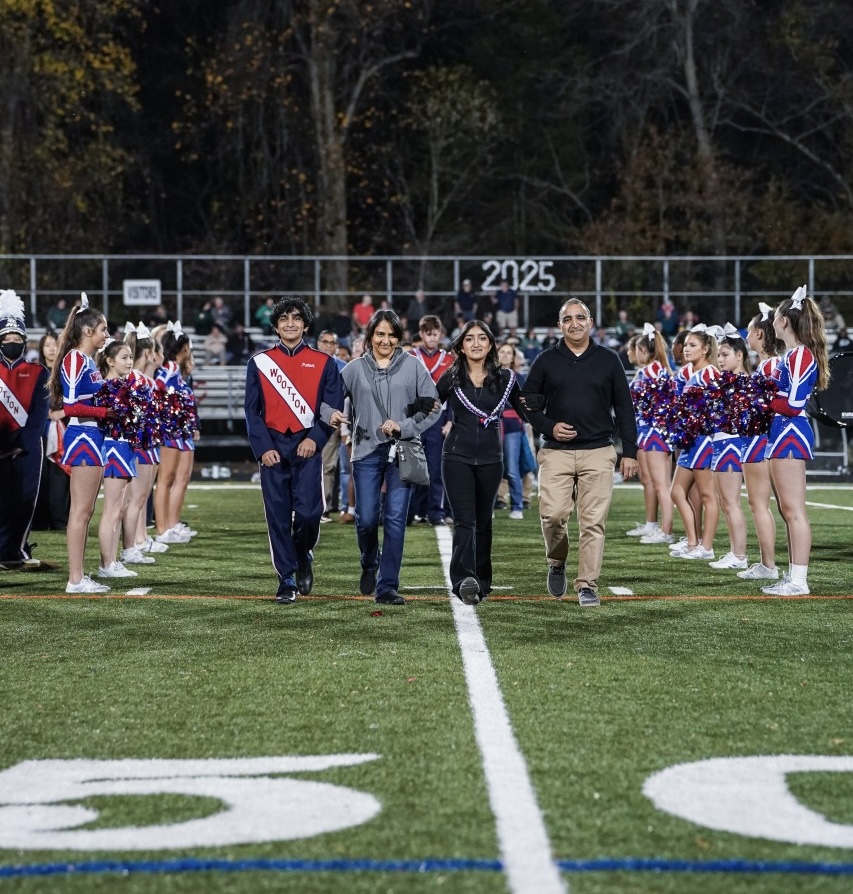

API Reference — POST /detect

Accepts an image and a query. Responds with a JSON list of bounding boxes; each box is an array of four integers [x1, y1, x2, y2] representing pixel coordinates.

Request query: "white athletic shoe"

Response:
[[508, 510, 524, 520], [97, 561, 139, 579], [626, 521, 656, 537], [66, 575, 111, 594], [121, 547, 156, 565], [761, 579, 809, 596], [176, 522, 198, 537], [737, 563, 780, 581], [155, 527, 191, 544], [708, 552, 749, 570], [668, 537, 689, 553], [140, 536, 168, 554], [669, 541, 695, 557], [640, 529, 674, 544], [677, 546, 715, 561]]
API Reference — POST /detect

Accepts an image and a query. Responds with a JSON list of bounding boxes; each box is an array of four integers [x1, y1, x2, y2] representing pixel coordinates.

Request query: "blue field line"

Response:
[[2, 856, 853, 879]]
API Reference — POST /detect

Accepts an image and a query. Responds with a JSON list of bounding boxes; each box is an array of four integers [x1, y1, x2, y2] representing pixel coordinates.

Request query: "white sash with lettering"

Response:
[[0, 379, 28, 427], [254, 353, 315, 428]]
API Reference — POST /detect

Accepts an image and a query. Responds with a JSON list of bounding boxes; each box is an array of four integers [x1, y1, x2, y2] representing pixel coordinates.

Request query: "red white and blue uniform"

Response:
[[410, 346, 454, 524], [102, 375, 138, 480], [61, 349, 108, 467], [742, 356, 779, 464], [676, 364, 720, 470], [130, 370, 160, 465], [765, 345, 817, 460], [634, 361, 672, 453], [244, 341, 343, 594], [155, 361, 194, 451], [0, 355, 50, 563]]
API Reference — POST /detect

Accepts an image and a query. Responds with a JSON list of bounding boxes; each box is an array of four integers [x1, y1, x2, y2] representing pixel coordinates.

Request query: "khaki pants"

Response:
[[321, 428, 342, 510], [538, 445, 617, 592]]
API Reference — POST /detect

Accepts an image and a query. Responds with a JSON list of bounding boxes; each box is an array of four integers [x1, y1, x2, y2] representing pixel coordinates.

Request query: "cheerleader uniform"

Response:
[[61, 349, 108, 467], [155, 361, 195, 451], [676, 365, 720, 470], [765, 345, 817, 460], [711, 376, 751, 473], [102, 377, 138, 480], [742, 356, 779, 464], [635, 361, 672, 453], [130, 369, 160, 466]]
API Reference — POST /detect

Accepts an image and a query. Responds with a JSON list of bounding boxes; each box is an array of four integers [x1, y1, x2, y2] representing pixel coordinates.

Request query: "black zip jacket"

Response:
[[436, 367, 526, 466], [521, 340, 638, 458]]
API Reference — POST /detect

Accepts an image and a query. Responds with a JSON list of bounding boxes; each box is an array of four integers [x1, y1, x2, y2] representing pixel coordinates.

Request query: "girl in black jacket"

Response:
[[436, 320, 527, 604]]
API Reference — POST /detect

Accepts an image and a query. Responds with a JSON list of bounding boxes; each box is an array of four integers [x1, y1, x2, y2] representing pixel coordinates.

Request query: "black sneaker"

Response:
[[375, 590, 405, 605], [296, 563, 314, 596], [547, 564, 567, 598], [458, 577, 480, 605], [577, 587, 600, 607], [359, 565, 378, 596], [275, 586, 297, 605]]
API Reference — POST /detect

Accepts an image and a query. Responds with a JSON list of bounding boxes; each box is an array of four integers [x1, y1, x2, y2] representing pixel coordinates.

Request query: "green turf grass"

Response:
[[1, 483, 852, 893]]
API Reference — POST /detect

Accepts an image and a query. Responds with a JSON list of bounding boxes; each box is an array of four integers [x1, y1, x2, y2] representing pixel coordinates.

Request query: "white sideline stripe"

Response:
[[405, 584, 512, 591], [608, 586, 634, 595], [805, 501, 853, 511], [435, 526, 566, 894], [124, 588, 151, 596]]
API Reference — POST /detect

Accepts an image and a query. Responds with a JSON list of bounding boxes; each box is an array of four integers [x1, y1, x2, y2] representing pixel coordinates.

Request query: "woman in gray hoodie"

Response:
[[330, 310, 440, 604]]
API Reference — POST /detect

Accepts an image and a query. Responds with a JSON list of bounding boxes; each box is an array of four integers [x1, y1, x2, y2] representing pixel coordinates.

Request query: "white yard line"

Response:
[[434, 526, 566, 894], [805, 501, 853, 511], [608, 586, 634, 595]]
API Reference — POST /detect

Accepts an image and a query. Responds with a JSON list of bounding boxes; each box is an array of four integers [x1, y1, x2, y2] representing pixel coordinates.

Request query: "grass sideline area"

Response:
[[1, 483, 852, 893]]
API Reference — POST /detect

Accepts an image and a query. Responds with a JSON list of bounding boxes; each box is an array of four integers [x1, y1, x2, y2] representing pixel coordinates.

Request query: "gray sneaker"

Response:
[[547, 564, 567, 598], [577, 587, 600, 607]]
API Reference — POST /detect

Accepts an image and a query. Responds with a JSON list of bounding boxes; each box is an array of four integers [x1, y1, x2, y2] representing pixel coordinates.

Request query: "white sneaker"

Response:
[[176, 522, 198, 537], [97, 561, 139, 578], [626, 521, 655, 537], [708, 552, 749, 570], [668, 537, 689, 553], [669, 541, 695, 557], [121, 547, 156, 565], [66, 575, 111, 594], [761, 579, 809, 596], [140, 536, 168, 554], [508, 510, 524, 520], [640, 529, 674, 544], [737, 563, 780, 580], [155, 527, 191, 544], [677, 546, 715, 560]]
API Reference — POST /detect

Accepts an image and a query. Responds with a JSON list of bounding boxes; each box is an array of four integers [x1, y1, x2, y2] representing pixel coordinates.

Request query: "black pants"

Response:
[[442, 458, 502, 595], [32, 458, 70, 531]]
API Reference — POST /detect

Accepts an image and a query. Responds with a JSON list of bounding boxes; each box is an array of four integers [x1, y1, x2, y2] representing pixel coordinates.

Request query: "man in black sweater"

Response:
[[522, 298, 638, 606]]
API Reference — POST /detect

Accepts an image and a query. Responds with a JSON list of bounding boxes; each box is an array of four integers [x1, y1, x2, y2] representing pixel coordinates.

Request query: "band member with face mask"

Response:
[[0, 289, 50, 569]]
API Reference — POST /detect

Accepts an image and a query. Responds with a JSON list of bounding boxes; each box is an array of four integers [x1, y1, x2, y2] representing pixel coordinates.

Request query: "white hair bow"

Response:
[[706, 325, 726, 342], [75, 292, 90, 315], [642, 322, 656, 339], [136, 322, 151, 339], [790, 285, 807, 310], [690, 323, 707, 334], [124, 321, 136, 336], [723, 322, 740, 339], [167, 320, 184, 338], [758, 302, 773, 321]]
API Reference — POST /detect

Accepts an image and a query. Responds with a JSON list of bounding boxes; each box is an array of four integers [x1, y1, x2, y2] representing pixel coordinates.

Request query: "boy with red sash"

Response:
[[0, 290, 49, 568], [244, 297, 343, 603]]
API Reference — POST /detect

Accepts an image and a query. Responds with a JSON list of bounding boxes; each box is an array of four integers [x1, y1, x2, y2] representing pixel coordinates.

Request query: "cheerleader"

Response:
[[46, 294, 112, 593], [95, 340, 139, 580], [708, 325, 751, 570], [737, 303, 784, 581], [631, 324, 676, 544], [625, 334, 660, 537], [151, 322, 197, 543], [120, 323, 167, 563], [760, 287, 830, 596], [670, 325, 720, 560]]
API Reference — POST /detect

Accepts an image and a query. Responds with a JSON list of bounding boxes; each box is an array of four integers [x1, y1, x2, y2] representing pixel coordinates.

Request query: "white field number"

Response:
[[0, 756, 380, 850], [644, 755, 853, 848]]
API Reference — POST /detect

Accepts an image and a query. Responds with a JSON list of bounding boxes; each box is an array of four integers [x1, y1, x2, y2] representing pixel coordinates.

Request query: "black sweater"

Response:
[[436, 367, 526, 466], [522, 340, 638, 458]]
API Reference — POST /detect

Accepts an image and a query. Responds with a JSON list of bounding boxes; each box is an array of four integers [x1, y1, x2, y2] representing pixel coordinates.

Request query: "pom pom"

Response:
[[93, 376, 153, 447]]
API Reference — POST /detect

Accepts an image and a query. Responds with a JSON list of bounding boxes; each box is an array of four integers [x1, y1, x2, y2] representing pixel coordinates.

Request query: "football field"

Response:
[[1, 483, 852, 893]]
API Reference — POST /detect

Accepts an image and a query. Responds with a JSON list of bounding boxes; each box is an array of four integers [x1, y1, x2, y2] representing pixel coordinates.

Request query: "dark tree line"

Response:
[[3, 1, 853, 291]]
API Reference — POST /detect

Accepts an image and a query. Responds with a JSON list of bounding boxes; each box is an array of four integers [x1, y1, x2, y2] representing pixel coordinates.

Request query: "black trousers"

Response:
[[442, 458, 502, 595]]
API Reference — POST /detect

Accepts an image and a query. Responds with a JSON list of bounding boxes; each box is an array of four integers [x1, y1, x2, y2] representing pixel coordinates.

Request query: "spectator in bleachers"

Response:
[[352, 294, 374, 334], [518, 328, 542, 364], [255, 297, 275, 335], [46, 298, 69, 331], [225, 322, 257, 365], [614, 309, 635, 344], [194, 301, 214, 335], [203, 322, 228, 365], [405, 289, 428, 330], [655, 297, 680, 338], [211, 296, 233, 330], [454, 279, 478, 322]]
